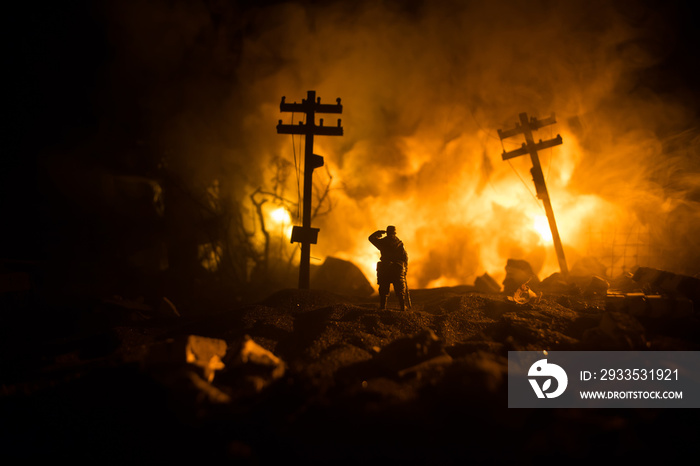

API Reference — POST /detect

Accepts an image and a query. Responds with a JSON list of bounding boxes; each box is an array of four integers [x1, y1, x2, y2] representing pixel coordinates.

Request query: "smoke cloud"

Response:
[[40, 0, 700, 289]]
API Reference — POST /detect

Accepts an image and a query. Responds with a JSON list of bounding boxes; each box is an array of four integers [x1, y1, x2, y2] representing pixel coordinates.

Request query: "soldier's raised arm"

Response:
[[369, 230, 385, 248]]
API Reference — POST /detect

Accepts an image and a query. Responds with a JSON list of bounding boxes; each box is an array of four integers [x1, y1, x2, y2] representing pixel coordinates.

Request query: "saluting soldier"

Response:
[[368, 225, 409, 311]]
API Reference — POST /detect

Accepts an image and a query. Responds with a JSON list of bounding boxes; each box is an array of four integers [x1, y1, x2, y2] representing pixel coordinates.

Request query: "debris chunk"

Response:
[[374, 329, 448, 376], [311, 256, 375, 297], [222, 335, 286, 394], [632, 267, 699, 315], [185, 335, 228, 383], [606, 292, 693, 320], [474, 272, 501, 293], [145, 334, 228, 383], [609, 272, 641, 293], [583, 311, 648, 350], [538, 272, 570, 294], [509, 279, 542, 304], [502, 259, 539, 295], [584, 275, 609, 296]]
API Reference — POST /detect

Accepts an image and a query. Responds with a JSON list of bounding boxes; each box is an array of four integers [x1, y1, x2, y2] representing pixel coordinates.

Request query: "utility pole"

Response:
[[277, 90, 343, 289], [498, 112, 569, 276]]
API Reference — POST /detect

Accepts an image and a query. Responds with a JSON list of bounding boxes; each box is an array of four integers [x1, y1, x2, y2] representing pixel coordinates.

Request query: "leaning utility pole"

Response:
[[277, 90, 343, 289], [498, 112, 569, 276]]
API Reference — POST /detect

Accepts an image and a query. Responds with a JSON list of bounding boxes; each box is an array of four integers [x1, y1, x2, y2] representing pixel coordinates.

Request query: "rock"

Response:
[[474, 272, 501, 293], [373, 329, 448, 376], [510, 284, 542, 304], [233, 336, 284, 371], [609, 272, 641, 293], [607, 292, 694, 320], [582, 311, 648, 350], [145, 334, 228, 383], [485, 298, 521, 318], [632, 267, 700, 315], [220, 335, 286, 394], [502, 259, 539, 295], [646, 295, 694, 320], [584, 275, 609, 296], [538, 272, 569, 294], [185, 335, 228, 383], [631, 267, 669, 291], [491, 311, 579, 350], [311, 256, 375, 297], [606, 292, 643, 315], [657, 272, 700, 310]]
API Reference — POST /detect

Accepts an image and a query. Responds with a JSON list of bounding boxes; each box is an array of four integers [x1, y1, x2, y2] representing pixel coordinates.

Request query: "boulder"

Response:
[[311, 256, 375, 297], [582, 311, 648, 350], [145, 334, 228, 383], [584, 275, 610, 296], [374, 329, 448, 376], [609, 272, 641, 293], [538, 272, 570, 294], [474, 272, 501, 293], [502, 259, 539, 295], [220, 335, 287, 395], [632, 267, 700, 314]]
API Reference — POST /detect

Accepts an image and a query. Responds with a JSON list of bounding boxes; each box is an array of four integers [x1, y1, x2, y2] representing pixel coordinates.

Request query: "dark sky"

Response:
[[8, 0, 699, 156]]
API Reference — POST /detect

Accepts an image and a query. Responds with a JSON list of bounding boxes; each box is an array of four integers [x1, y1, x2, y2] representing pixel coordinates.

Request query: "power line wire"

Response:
[[290, 112, 302, 222], [499, 137, 545, 211]]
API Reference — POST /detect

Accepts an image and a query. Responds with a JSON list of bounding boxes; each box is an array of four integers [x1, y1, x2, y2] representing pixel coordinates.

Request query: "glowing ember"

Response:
[[267, 205, 294, 240], [270, 206, 291, 225]]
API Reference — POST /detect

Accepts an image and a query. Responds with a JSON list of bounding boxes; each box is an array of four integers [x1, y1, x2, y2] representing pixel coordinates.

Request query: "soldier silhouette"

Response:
[[369, 225, 409, 311]]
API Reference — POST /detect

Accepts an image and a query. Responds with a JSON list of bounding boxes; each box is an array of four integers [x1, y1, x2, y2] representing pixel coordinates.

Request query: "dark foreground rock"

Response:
[[1, 284, 699, 464]]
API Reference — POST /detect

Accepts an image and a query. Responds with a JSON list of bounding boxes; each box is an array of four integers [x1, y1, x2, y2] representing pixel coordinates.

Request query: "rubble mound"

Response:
[[1, 279, 699, 463]]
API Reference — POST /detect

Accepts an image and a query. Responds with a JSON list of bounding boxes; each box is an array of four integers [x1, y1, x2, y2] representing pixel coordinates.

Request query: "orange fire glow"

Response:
[[104, 0, 699, 289], [249, 2, 696, 289], [259, 204, 295, 249], [268, 206, 294, 238], [533, 215, 553, 245]]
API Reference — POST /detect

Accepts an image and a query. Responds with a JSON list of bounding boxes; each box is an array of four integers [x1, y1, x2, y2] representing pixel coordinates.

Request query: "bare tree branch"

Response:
[[312, 164, 333, 219]]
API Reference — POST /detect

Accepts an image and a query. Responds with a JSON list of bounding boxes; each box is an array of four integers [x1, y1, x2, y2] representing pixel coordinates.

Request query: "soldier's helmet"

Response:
[[386, 225, 396, 235]]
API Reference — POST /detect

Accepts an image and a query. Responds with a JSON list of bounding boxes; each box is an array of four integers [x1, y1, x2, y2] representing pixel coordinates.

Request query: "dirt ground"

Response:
[[1, 282, 699, 464]]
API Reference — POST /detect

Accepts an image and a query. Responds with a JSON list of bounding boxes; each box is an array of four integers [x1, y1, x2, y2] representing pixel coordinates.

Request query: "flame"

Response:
[[270, 206, 291, 225], [533, 215, 553, 244], [315, 125, 637, 287], [267, 205, 294, 239]]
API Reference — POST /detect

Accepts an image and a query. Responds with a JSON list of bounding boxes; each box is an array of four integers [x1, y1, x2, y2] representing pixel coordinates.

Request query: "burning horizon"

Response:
[[235, 0, 700, 289], [29, 0, 698, 293]]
